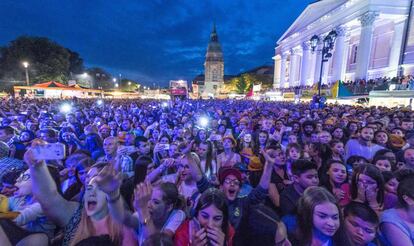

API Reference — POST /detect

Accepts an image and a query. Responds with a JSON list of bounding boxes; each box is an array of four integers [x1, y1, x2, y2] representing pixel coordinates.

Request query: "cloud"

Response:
[[0, 0, 314, 86]]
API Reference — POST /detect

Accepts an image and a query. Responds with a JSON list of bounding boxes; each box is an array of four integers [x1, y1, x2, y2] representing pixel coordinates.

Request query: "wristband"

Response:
[[107, 191, 121, 203]]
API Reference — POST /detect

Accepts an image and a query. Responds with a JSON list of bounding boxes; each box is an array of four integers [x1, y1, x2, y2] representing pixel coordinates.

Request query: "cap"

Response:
[[218, 167, 242, 184], [389, 134, 406, 149], [117, 131, 127, 143], [222, 135, 236, 145]]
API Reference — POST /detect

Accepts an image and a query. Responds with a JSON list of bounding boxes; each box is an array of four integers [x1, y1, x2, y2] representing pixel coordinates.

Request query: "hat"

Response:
[[248, 156, 263, 171], [218, 167, 242, 184], [0, 141, 10, 158], [324, 118, 335, 125], [222, 135, 236, 145], [240, 148, 254, 158], [389, 134, 406, 149], [117, 131, 127, 143]]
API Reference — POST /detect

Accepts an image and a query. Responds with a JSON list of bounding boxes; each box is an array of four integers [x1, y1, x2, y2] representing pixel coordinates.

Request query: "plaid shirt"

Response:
[[0, 157, 25, 183]]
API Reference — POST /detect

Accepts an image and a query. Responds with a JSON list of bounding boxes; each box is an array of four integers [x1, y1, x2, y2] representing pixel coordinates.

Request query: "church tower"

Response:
[[203, 24, 224, 98]]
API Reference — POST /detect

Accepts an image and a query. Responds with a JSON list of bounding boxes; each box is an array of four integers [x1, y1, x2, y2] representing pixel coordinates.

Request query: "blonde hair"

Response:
[[70, 206, 123, 246]]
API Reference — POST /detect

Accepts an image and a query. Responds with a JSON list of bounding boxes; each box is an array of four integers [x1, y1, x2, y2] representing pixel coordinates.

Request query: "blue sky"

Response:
[[0, 0, 314, 86]]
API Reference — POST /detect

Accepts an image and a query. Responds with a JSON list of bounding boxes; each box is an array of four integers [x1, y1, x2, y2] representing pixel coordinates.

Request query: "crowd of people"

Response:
[[0, 97, 413, 245]]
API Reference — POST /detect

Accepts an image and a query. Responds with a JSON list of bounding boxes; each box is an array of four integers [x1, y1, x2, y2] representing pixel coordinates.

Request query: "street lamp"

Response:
[[115, 83, 119, 88], [310, 30, 337, 98], [22, 61, 30, 86], [128, 81, 131, 86]]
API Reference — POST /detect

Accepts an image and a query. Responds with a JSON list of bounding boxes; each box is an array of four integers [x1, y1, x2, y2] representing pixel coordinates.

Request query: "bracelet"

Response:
[[107, 192, 121, 203]]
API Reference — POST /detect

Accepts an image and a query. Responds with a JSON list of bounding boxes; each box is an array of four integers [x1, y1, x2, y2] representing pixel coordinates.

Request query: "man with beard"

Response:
[[345, 127, 384, 162], [299, 120, 315, 144]]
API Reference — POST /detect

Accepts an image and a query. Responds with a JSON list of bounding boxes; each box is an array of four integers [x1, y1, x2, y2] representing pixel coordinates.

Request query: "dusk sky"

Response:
[[0, 0, 314, 86]]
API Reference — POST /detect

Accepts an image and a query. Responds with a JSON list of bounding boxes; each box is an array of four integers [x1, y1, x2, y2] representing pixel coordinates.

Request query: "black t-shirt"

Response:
[[279, 184, 301, 216]]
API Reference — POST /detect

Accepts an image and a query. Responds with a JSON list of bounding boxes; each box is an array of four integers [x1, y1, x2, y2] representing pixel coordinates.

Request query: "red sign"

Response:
[[170, 88, 187, 95]]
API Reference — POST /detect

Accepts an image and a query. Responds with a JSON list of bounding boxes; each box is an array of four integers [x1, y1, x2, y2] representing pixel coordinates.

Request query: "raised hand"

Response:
[[23, 139, 47, 168], [133, 182, 152, 211], [261, 149, 275, 164], [181, 140, 195, 154], [95, 165, 122, 195]]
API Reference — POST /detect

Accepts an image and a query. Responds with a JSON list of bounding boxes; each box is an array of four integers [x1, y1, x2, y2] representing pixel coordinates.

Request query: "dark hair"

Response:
[[75, 235, 116, 246], [346, 155, 368, 166], [158, 134, 171, 144], [297, 187, 350, 245], [134, 155, 152, 185], [291, 159, 318, 176], [196, 188, 230, 243], [135, 136, 149, 147], [351, 164, 384, 205], [381, 171, 395, 183], [323, 160, 347, 192], [198, 141, 214, 175], [0, 126, 15, 135], [344, 201, 379, 225], [397, 172, 414, 208], [159, 182, 185, 211], [39, 128, 57, 138], [373, 155, 392, 166]]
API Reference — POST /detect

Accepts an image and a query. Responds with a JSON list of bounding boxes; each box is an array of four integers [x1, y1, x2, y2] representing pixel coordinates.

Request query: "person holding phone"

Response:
[[174, 188, 234, 246]]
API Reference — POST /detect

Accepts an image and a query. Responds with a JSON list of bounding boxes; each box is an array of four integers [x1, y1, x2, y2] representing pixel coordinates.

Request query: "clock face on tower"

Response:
[[212, 68, 218, 82]]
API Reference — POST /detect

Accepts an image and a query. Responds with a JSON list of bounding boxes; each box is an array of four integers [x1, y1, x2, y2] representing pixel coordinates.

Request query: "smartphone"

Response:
[[32, 143, 66, 160], [285, 126, 292, 131], [159, 144, 170, 150]]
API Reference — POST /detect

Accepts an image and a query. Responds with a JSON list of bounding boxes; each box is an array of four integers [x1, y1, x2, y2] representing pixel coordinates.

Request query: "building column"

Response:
[[300, 42, 311, 86], [289, 48, 300, 87], [279, 53, 287, 88], [313, 40, 323, 86], [355, 11, 379, 80], [388, 19, 406, 77], [273, 54, 282, 88], [332, 26, 348, 82]]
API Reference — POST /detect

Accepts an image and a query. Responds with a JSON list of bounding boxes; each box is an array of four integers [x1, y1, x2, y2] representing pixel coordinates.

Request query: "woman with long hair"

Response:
[[0, 166, 61, 245], [381, 172, 414, 245], [174, 188, 234, 246], [350, 164, 384, 213], [322, 160, 350, 207], [295, 186, 351, 246], [196, 141, 217, 181], [95, 165, 186, 244], [23, 141, 136, 246]]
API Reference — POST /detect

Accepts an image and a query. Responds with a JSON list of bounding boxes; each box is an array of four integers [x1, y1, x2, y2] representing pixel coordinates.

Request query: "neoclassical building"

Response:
[[273, 0, 414, 88]]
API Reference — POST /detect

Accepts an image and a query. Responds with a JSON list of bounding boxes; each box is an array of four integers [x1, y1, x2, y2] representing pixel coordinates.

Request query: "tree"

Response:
[[234, 74, 254, 94], [0, 36, 84, 84]]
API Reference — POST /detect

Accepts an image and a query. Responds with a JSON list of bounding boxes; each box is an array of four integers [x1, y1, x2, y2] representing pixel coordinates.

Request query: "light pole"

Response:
[[113, 78, 117, 89], [310, 30, 337, 98], [22, 61, 30, 86]]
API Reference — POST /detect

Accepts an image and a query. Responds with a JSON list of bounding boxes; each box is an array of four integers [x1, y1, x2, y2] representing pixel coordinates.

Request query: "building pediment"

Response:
[[278, 0, 348, 44]]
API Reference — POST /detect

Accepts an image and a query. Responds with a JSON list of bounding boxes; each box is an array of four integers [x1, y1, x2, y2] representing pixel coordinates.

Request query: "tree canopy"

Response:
[[0, 36, 84, 84]]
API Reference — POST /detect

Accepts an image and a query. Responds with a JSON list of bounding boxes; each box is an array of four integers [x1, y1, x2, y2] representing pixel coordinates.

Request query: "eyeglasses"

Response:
[[17, 173, 30, 182], [223, 178, 240, 186]]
